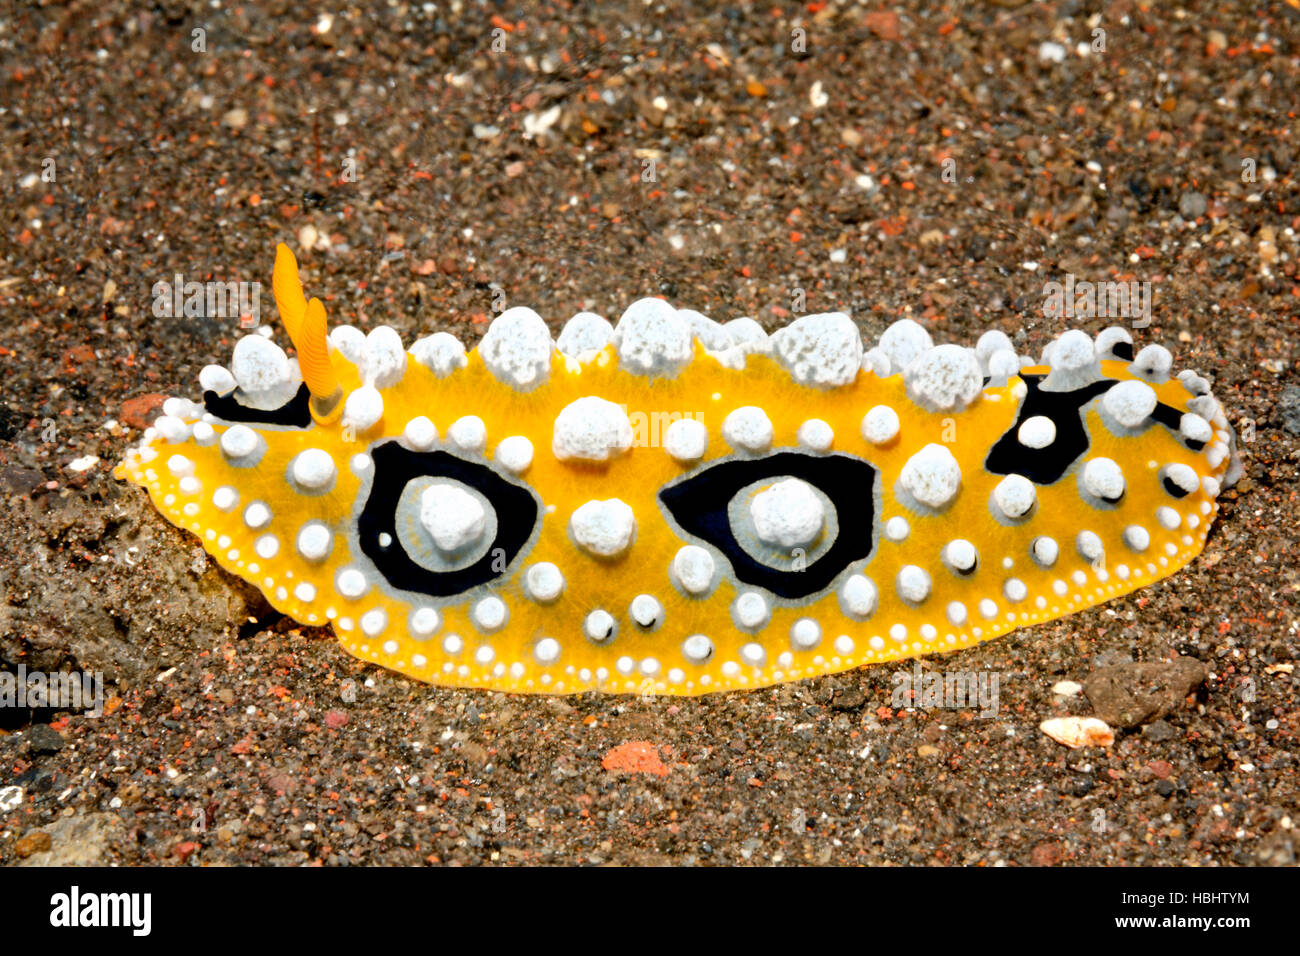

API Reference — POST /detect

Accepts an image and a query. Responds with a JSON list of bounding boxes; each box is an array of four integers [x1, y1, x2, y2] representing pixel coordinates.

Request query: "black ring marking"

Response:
[[203, 383, 312, 428], [1110, 341, 1135, 361], [659, 451, 876, 600], [358, 443, 539, 597]]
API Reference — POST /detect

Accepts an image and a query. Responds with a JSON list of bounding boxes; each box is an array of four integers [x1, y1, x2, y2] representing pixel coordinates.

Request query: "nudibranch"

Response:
[[114, 245, 1241, 696]]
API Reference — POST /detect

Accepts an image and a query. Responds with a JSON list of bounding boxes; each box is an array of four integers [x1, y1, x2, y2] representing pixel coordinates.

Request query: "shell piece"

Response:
[[1039, 716, 1115, 749], [114, 247, 1238, 696]]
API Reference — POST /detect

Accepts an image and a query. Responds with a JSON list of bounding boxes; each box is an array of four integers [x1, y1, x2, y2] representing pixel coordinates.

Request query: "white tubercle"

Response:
[[1129, 344, 1172, 384], [1017, 416, 1056, 448], [292, 448, 337, 490], [672, 545, 717, 595], [1041, 329, 1102, 391], [900, 443, 962, 509], [987, 348, 1020, 386], [903, 344, 982, 412], [403, 416, 438, 451], [570, 499, 636, 557], [363, 326, 407, 388], [975, 329, 1015, 372], [614, 297, 693, 376], [721, 406, 774, 453], [230, 335, 296, 408], [494, 435, 534, 474], [199, 364, 237, 395], [861, 405, 900, 444], [556, 311, 614, 359], [448, 415, 487, 452], [797, 419, 834, 452], [1102, 379, 1157, 428], [342, 385, 384, 432], [993, 474, 1036, 518], [219, 424, 260, 460], [410, 332, 468, 377], [769, 312, 863, 387], [329, 326, 368, 365], [552, 396, 634, 462], [479, 306, 554, 390], [1081, 457, 1125, 500], [878, 318, 933, 374], [419, 483, 486, 552], [750, 478, 825, 548], [663, 418, 709, 463], [1094, 326, 1133, 360]]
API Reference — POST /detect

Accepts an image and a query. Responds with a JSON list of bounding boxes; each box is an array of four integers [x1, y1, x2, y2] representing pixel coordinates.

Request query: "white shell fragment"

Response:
[[1039, 717, 1115, 749]]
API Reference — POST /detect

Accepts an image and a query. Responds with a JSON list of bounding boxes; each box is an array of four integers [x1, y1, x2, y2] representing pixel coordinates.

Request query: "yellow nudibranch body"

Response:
[[115, 245, 1240, 695]]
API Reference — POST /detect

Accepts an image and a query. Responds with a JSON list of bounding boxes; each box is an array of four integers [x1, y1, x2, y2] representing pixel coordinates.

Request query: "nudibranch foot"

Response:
[[115, 245, 1240, 696]]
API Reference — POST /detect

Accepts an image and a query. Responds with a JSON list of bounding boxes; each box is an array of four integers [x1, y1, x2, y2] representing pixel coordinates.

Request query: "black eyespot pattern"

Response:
[[358, 442, 539, 597], [659, 451, 877, 600], [986, 374, 1196, 485]]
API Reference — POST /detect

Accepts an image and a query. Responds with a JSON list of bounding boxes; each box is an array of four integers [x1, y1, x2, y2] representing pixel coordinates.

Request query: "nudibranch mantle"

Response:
[[115, 245, 1241, 695]]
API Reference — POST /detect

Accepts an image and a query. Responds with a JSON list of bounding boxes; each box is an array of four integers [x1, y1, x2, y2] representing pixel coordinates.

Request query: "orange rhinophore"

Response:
[[115, 245, 1241, 695]]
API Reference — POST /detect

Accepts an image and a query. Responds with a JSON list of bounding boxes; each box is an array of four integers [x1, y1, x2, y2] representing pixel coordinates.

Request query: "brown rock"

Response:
[[15, 831, 52, 858], [1084, 657, 1207, 729], [864, 11, 901, 42], [121, 393, 167, 430]]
